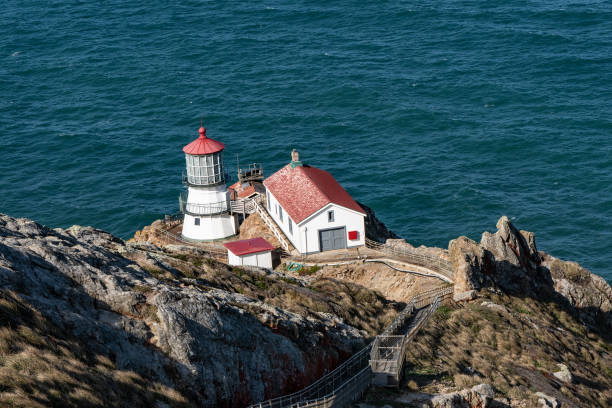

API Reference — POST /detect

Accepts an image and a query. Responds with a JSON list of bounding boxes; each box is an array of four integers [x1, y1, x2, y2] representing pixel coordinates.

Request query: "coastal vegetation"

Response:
[[0, 289, 191, 408], [0, 213, 610, 407], [359, 291, 612, 407]]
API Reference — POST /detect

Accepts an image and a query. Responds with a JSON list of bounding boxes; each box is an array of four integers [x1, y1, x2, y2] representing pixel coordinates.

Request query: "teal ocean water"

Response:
[[2, 1, 611, 282]]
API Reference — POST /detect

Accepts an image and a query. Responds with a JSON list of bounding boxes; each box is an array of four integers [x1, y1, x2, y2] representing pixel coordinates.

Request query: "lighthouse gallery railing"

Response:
[[179, 193, 230, 216]]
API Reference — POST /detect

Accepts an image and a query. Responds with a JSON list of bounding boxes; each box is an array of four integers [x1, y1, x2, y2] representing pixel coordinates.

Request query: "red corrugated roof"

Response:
[[223, 237, 275, 256], [228, 181, 266, 199], [263, 164, 365, 224], [183, 126, 225, 155]]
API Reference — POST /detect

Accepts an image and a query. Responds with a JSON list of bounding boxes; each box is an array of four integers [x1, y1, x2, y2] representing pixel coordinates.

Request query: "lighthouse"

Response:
[[180, 123, 237, 241]]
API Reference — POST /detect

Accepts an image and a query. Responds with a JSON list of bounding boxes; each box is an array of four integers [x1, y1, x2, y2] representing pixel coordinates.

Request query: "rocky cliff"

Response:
[[449, 216, 612, 331], [0, 214, 399, 407], [356, 216, 612, 408], [367, 216, 612, 408], [2, 212, 611, 408]]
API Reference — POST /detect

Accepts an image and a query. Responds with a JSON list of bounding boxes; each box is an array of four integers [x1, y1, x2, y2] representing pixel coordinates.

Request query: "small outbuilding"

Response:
[[223, 237, 275, 269]]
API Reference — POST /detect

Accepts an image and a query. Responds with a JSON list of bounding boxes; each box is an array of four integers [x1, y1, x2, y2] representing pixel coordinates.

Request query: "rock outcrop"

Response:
[[430, 383, 497, 408], [358, 201, 399, 242], [541, 253, 612, 329], [536, 392, 561, 408], [552, 364, 573, 384], [448, 216, 612, 331], [449, 236, 493, 295], [0, 214, 370, 407]]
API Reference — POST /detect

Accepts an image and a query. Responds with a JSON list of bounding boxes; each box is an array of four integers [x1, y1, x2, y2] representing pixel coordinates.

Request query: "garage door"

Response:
[[319, 227, 346, 252]]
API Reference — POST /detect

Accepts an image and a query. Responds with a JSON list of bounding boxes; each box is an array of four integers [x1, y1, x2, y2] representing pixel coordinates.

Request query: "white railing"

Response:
[[179, 192, 230, 216], [253, 200, 290, 252], [230, 196, 263, 215]]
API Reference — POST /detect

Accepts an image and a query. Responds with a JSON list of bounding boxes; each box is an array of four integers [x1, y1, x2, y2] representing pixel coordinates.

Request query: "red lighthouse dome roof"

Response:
[[182, 125, 225, 155]]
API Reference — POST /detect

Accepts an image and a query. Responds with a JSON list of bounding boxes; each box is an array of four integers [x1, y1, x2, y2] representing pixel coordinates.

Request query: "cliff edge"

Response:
[[0, 214, 399, 407]]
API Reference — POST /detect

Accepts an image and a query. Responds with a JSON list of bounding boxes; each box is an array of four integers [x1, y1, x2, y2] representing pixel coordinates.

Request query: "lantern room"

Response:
[[183, 126, 226, 186]]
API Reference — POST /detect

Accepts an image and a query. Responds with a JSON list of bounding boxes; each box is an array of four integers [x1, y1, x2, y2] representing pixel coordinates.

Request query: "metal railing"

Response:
[[369, 292, 446, 387], [250, 344, 372, 408], [369, 335, 407, 382], [179, 192, 230, 216], [365, 238, 453, 278], [248, 285, 453, 408], [141, 223, 229, 261], [238, 163, 264, 183]]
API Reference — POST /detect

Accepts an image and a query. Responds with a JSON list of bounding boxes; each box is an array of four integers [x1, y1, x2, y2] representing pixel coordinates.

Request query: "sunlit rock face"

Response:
[[449, 216, 612, 330]]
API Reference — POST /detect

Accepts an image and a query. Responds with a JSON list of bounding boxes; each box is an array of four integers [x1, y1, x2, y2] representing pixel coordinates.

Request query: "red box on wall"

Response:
[[348, 230, 358, 240]]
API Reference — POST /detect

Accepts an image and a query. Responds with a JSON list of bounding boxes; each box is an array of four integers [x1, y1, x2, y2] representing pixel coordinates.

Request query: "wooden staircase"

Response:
[[253, 200, 292, 252]]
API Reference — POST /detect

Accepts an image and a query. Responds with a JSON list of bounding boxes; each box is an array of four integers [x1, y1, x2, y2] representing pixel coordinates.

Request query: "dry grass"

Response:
[[0, 289, 193, 408], [126, 248, 401, 337], [399, 292, 612, 407]]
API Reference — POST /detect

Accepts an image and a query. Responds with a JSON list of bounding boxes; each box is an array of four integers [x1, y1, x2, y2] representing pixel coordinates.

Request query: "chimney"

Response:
[[290, 149, 303, 168]]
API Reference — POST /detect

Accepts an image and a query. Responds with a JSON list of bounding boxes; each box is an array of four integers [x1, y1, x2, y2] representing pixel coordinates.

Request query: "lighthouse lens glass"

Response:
[[185, 152, 224, 186]]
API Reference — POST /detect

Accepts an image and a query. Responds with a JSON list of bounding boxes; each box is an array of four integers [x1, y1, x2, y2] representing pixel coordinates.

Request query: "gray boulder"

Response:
[[552, 364, 573, 384]]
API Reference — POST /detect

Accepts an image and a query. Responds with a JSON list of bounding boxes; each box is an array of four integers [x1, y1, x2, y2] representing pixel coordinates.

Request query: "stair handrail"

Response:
[[253, 199, 290, 251], [248, 284, 453, 408]]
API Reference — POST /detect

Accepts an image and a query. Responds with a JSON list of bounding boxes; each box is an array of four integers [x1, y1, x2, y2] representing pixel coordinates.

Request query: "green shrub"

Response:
[[300, 265, 321, 276], [433, 305, 453, 322]]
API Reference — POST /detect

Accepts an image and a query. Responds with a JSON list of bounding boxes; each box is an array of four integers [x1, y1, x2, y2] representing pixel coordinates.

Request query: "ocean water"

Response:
[[1, 1, 611, 282]]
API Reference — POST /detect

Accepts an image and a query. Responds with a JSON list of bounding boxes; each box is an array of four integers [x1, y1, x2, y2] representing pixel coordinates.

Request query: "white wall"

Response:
[[227, 250, 273, 269], [186, 184, 229, 206], [182, 183, 237, 241], [266, 190, 365, 254], [182, 213, 237, 241], [266, 190, 301, 250], [297, 203, 365, 253]]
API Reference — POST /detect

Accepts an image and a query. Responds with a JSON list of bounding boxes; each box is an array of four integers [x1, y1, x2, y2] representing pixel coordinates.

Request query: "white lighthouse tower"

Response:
[[180, 123, 237, 241]]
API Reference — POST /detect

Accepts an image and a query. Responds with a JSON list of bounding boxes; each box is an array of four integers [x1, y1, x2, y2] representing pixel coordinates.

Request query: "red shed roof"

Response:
[[223, 237, 275, 256], [183, 126, 225, 155], [263, 164, 365, 224]]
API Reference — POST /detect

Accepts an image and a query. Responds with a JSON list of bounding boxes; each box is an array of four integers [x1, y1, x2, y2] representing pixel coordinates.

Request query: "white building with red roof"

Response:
[[223, 237, 274, 269], [180, 124, 237, 241], [263, 150, 366, 254]]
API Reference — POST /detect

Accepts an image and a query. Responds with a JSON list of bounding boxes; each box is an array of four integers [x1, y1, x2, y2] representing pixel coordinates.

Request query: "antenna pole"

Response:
[[236, 153, 240, 182]]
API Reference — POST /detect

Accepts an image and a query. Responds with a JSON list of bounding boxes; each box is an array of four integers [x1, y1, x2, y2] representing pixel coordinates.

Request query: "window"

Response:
[[279, 206, 283, 222], [288, 218, 293, 234], [328, 210, 334, 222], [186, 152, 224, 185], [194, 218, 200, 226]]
